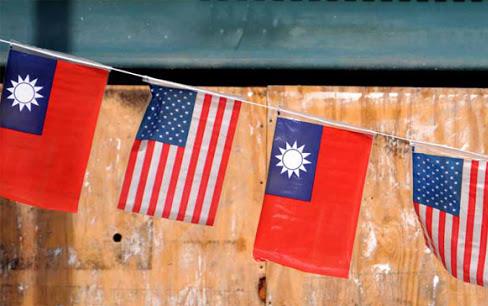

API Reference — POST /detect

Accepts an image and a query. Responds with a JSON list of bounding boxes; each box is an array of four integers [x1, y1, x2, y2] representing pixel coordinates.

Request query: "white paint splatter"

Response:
[[431, 275, 440, 304], [372, 263, 391, 274], [365, 92, 385, 99], [433, 275, 439, 288], [307, 289, 319, 305], [168, 286, 208, 306], [122, 232, 143, 262], [410, 125, 437, 140], [303, 92, 362, 106], [152, 295, 162, 306], [86, 284, 104, 305], [121, 223, 152, 263], [17, 283, 27, 292], [152, 229, 164, 250], [16, 214, 22, 230], [115, 138, 122, 163], [351, 276, 364, 295], [67, 247, 80, 267], [256, 134, 262, 144], [83, 171, 92, 192], [115, 138, 122, 150], [49, 247, 63, 257], [179, 244, 196, 267], [363, 224, 377, 258], [401, 209, 418, 228], [249, 124, 255, 136]]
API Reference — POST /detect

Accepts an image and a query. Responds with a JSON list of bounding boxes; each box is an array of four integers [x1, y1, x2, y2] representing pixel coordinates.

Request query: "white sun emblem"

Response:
[[275, 141, 312, 178], [6, 75, 43, 112]]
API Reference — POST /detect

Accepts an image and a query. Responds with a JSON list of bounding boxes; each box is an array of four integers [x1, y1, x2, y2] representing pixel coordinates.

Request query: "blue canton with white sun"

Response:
[[136, 85, 197, 147], [413, 152, 464, 216]]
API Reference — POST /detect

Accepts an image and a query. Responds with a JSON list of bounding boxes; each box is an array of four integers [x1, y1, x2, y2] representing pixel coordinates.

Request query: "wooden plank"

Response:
[[0, 85, 267, 306], [2, 85, 488, 305], [265, 86, 488, 306]]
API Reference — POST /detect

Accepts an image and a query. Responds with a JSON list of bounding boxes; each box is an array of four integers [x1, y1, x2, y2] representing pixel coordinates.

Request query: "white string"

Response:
[[1, 38, 487, 159], [144, 76, 377, 135], [1, 39, 111, 71]]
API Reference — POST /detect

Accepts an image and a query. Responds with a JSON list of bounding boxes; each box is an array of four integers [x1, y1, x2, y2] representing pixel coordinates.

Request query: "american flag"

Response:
[[118, 85, 241, 225], [413, 150, 488, 286]]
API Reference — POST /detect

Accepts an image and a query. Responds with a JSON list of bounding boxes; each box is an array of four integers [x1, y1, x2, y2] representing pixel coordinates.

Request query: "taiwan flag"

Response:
[[253, 117, 373, 277], [0, 48, 109, 212]]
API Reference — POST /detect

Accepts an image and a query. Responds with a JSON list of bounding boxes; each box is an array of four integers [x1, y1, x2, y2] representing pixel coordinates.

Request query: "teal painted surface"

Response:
[[1, 1, 488, 69]]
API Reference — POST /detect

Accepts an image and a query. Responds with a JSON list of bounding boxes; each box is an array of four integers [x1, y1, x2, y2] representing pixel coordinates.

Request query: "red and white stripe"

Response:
[[414, 159, 488, 286], [118, 93, 241, 226]]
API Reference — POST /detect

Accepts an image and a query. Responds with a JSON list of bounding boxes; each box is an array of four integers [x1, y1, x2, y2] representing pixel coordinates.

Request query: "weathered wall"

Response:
[[1, 85, 488, 306]]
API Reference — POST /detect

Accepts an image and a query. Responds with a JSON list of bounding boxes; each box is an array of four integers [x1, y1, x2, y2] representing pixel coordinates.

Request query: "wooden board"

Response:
[[0, 85, 267, 306], [265, 86, 488, 306], [1, 85, 488, 305]]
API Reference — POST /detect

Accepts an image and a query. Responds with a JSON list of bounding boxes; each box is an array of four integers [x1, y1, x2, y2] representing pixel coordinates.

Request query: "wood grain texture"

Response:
[[265, 86, 488, 306], [0, 85, 267, 306], [1, 85, 488, 305]]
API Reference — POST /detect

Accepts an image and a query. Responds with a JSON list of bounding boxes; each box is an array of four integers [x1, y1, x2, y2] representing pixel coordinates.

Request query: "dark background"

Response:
[[1, 0, 488, 87]]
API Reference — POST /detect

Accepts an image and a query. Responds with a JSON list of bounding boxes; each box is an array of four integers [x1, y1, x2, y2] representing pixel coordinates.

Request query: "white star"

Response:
[[275, 141, 311, 178], [6, 75, 43, 111]]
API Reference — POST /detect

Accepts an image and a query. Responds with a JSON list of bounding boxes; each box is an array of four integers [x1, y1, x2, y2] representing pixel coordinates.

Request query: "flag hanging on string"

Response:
[[118, 84, 241, 226], [253, 117, 373, 277], [412, 148, 488, 286], [0, 48, 109, 212]]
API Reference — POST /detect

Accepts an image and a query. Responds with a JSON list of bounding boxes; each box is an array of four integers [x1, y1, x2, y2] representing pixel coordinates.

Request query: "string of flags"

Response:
[[118, 84, 241, 225], [1, 40, 488, 287]]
